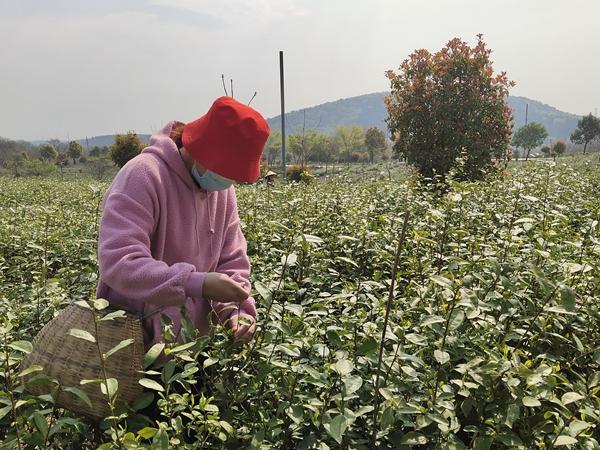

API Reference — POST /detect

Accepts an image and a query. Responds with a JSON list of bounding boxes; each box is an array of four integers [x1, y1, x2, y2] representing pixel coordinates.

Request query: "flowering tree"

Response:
[[385, 35, 514, 181]]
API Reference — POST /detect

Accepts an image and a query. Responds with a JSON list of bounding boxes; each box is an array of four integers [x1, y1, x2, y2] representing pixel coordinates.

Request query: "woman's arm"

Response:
[[98, 167, 195, 307], [211, 187, 257, 324]]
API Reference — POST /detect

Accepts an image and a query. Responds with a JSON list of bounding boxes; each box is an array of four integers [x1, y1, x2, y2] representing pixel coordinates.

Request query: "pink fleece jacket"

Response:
[[95, 121, 256, 349]]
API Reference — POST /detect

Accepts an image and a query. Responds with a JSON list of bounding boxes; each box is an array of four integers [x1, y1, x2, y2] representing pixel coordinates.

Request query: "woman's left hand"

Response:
[[229, 312, 256, 345]]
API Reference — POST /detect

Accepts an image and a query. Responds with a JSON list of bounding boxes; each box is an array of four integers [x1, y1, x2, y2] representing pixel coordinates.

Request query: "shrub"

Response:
[[21, 159, 58, 176], [110, 132, 144, 168], [286, 164, 312, 182], [385, 35, 514, 181]]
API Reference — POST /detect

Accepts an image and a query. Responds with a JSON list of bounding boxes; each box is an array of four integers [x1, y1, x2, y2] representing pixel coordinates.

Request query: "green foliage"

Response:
[[309, 133, 336, 164], [0, 137, 36, 168], [56, 152, 69, 168], [264, 130, 282, 166], [89, 146, 108, 158], [286, 164, 313, 183], [386, 35, 514, 181], [20, 159, 58, 176], [1, 157, 599, 448], [364, 127, 387, 163], [67, 141, 83, 165], [39, 144, 58, 161], [335, 125, 365, 163], [552, 140, 567, 158], [541, 145, 551, 157], [287, 130, 343, 166], [513, 122, 549, 160], [570, 113, 600, 153], [110, 132, 144, 168]]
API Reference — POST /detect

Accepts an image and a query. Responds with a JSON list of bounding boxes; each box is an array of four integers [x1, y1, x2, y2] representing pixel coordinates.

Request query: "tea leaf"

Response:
[[139, 378, 164, 392], [326, 414, 347, 444], [68, 328, 96, 343], [63, 387, 92, 408], [8, 340, 32, 354], [104, 338, 134, 359]]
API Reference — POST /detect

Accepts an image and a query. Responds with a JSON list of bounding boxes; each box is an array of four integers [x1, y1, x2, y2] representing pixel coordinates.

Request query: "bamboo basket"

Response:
[[19, 302, 145, 420]]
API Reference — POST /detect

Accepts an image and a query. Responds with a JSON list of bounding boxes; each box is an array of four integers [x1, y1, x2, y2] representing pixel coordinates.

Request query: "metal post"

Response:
[[279, 50, 286, 180]]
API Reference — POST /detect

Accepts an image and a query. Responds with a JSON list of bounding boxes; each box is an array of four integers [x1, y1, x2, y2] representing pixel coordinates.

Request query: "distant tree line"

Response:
[[511, 112, 600, 160], [264, 126, 391, 169], [0, 132, 148, 178], [1, 91, 599, 180]]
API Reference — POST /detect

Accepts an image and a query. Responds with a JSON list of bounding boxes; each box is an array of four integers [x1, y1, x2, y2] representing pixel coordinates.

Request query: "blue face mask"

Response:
[[191, 165, 233, 191]]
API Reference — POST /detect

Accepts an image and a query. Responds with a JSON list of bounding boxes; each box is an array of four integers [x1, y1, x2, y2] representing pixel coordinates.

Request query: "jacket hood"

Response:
[[142, 121, 196, 191]]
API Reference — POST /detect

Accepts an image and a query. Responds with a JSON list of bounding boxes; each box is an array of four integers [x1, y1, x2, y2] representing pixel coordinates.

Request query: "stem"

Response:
[[243, 240, 294, 367], [371, 211, 410, 447], [91, 306, 122, 447], [487, 285, 563, 393], [500, 180, 523, 263], [3, 334, 23, 450], [435, 219, 449, 272], [548, 406, 577, 450], [42, 401, 58, 449], [432, 285, 460, 405], [513, 285, 559, 352], [534, 165, 552, 267], [282, 364, 301, 447]]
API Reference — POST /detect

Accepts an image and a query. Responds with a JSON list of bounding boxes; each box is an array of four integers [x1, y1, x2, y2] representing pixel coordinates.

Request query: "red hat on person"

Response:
[[182, 96, 270, 183]]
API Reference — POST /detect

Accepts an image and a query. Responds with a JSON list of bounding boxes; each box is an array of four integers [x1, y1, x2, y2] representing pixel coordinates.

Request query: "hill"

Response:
[[8, 93, 581, 152], [267, 92, 581, 141]]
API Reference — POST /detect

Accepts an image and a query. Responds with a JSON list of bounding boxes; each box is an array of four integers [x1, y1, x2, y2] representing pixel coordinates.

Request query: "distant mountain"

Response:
[[267, 92, 581, 141], [507, 96, 580, 140], [77, 134, 151, 149], [18, 93, 581, 150], [268, 93, 390, 136]]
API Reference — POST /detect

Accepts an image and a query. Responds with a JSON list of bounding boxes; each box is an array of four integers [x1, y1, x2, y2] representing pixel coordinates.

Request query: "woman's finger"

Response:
[[233, 321, 256, 344]]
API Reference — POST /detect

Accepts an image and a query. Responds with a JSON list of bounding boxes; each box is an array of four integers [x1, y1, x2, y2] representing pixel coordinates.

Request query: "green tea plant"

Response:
[[0, 158, 599, 448]]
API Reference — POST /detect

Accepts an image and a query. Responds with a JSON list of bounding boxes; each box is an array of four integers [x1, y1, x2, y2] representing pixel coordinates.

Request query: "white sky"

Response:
[[1, 0, 599, 141]]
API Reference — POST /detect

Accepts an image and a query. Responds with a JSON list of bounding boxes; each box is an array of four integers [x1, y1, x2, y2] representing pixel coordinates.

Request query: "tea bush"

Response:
[[0, 158, 599, 449]]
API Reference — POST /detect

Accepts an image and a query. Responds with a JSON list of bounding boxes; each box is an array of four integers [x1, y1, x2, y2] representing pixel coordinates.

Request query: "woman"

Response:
[[96, 96, 270, 349]]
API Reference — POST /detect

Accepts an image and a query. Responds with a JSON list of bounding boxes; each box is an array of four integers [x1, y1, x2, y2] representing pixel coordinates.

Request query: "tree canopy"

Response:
[[67, 141, 83, 164], [570, 114, 600, 154], [552, 140, 567, 158], [110, 132, 144, 168], [364, 127, 387, 163], [512, 122, 548, 160], [385, 35, 514, 181], [39, 143, 58, 161]]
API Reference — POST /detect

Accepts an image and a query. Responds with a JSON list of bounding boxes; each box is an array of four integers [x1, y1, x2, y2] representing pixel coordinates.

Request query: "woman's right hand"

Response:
[[202, 272, 249, 303]]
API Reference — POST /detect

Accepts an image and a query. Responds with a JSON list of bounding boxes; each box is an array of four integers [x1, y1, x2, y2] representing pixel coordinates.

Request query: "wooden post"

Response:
[[279, 51, 286, 180]]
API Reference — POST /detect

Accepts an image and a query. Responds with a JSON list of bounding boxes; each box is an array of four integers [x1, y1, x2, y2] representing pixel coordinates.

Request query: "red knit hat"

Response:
[[182, 96, 270, 183]]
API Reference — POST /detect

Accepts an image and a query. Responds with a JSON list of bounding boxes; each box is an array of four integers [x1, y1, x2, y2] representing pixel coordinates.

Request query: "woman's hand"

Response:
[[202, 272, 249, 302], [229, 312, 256, 345]]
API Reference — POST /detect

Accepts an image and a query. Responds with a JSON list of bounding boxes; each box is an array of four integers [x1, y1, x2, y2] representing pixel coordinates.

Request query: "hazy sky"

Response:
[[1, 0, 599, 141]]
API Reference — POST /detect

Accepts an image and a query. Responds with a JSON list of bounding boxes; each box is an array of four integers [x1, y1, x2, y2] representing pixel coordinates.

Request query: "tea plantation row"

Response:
[[0, 158, 599, 449]]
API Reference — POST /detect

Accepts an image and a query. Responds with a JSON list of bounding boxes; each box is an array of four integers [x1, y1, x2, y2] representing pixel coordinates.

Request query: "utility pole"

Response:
[[279, 50, 286, 180], [525, 103, 528, 125]]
